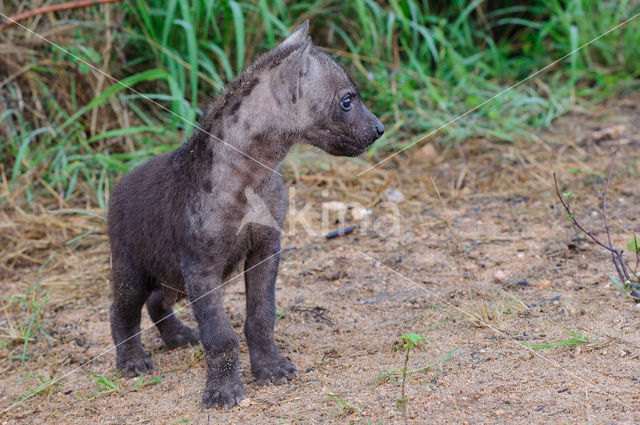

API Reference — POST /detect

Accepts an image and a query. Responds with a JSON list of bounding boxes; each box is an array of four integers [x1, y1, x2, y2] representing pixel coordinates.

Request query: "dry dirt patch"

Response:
[[1, 96, 640, 424]]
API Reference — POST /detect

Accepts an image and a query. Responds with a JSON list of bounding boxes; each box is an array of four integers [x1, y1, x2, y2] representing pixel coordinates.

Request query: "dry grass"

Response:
[[463, 291, 529, 328], [0, 170, 109, 284]]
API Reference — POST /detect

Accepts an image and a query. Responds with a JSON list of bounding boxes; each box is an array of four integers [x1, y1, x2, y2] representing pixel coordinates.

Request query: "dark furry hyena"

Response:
[[108, 21, 384, 409]]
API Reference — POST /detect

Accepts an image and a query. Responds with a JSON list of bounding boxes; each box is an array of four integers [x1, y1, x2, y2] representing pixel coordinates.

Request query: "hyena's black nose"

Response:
[[375, 120, 384, 138]]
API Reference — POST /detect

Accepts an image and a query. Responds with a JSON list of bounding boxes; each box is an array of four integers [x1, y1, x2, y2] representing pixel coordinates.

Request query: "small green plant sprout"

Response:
[[628, 236, 639, 255], [133, 376, 164, 390], [88, 372, 121, 398], [561, 192, 575, 222], [327, 392, 362, 416], [393, 333, 426, 413], [13, 373, 61, 403], [374, 344, 458, 386]]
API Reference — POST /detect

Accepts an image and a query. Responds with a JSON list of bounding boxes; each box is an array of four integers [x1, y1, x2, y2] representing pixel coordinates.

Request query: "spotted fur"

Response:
[[108, 20, 384, 410]]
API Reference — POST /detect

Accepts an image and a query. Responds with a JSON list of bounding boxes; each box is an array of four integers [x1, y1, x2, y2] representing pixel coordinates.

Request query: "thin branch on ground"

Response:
[[553, 140, 634, 290], [601, 143, 632, 282]]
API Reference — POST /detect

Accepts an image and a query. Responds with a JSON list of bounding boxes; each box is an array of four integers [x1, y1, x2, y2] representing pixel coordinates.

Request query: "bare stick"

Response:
[[553, 173, 628, 283], [602, 141, 632, 282], [0, 0, 121, 31], [553, 173, 615, 253]]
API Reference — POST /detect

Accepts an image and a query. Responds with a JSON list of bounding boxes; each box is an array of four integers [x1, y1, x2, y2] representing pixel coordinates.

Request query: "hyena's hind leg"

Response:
[[110, 264, 155, 377], [146, 288, 199, 349]]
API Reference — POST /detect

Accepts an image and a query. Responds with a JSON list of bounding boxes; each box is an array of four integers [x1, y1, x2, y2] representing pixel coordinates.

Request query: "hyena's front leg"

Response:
[[181, 252, 246, 409], [244, 234, 298, 385]]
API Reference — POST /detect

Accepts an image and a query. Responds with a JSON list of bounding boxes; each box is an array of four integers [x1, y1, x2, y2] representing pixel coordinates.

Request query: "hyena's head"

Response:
[[269, 21, 384, 157]]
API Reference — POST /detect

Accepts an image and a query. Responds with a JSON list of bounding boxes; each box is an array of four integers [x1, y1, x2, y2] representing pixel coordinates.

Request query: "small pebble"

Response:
[[417, 144, 437, 160], [323, 201, 346, 211], [238, 398, 254, 407], [538, 280, 551, 289], [351, 207, 371, 220], [494, 409, 505, 416], [493, 270, 507, 283], [383, 188, 405, 203]]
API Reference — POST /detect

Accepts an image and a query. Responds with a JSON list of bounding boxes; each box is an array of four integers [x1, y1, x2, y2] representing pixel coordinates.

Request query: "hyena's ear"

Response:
[[279, 20, 310, 48], [272, 38, 312, 105]]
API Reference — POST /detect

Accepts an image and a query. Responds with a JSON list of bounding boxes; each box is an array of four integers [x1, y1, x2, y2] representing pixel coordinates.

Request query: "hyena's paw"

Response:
[[252, 354, 298, 386], [202, 372, 246, 409], [117, 354, 154, 378], [161, 323, 199, 349]]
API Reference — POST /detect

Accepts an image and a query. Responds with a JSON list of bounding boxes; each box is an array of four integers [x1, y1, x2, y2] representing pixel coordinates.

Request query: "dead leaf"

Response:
[[592, 125, 626, 141]]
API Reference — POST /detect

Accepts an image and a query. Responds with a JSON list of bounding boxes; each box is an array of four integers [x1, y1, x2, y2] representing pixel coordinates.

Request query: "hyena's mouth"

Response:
[[331, 139, 371, 157]]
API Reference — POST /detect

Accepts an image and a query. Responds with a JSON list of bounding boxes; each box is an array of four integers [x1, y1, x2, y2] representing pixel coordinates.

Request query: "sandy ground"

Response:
[[1, 95, 640, 424]]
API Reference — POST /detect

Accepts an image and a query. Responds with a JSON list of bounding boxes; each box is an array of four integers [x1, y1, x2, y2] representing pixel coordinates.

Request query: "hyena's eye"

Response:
[[341, 95, 352, 111]]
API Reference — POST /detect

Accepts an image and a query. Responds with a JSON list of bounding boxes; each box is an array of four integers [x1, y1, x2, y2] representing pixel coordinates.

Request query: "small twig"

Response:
[[602, 142, 631, 282], [553, 137, 635, 286], [0, 0, 122, 31], [553, 173, 615, 253], [553, 173, 628, 284]]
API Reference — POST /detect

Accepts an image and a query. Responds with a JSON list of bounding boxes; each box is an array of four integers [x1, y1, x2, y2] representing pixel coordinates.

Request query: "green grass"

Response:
[[0, 258, 53, 363], [2, 0, 640, 206], [523, 327, 594, 350], [133, 375, 164, 390], [374, 344, 458, 385], [327, 392, 362, 416], [88, 372, 122, 397], [13, 373, 62, 403]]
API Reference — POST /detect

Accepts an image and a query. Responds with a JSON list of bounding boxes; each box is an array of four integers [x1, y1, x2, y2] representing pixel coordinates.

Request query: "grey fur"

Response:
[[107, 20, 383, 410]]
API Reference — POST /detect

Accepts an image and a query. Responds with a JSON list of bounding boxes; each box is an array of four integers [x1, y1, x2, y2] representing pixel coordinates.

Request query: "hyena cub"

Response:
[[108, 21, 383, 409]]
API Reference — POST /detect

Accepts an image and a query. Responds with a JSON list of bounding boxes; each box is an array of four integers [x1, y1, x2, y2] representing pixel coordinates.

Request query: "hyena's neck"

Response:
[[173, 101, 293, 196], [212, 118, 293, 188], [173, 65, 298, 195], [208, 74, 296, 184]]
